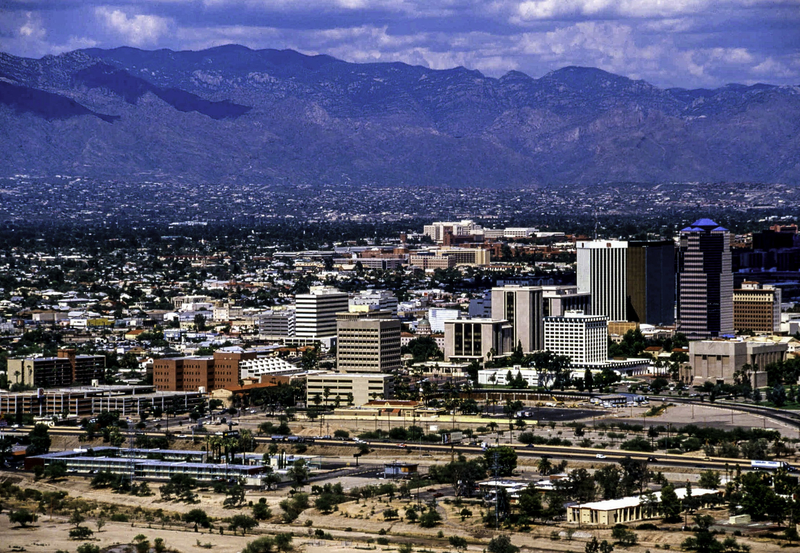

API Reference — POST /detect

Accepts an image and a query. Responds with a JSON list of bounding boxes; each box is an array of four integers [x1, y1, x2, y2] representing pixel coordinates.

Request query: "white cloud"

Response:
[[511, 0, 796, 21], [95, 7, 171, 46]]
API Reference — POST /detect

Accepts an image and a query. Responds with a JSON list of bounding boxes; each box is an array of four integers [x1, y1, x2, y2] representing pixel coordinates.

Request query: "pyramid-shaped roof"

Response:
[[691, 218, 719, 230]]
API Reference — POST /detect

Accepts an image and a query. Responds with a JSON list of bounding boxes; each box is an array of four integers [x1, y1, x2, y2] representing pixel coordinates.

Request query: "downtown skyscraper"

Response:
[[677, 218, 734, 339]]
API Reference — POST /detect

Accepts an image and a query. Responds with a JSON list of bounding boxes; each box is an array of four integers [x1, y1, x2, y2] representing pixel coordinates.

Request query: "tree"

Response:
[[660, 483, 682, 522], [487, 535, 519, 553], [183, 508, 211, 530], [537, 456, 553, 476], [77, 545, 100, 553], [682, 514, 748, 553], [586, 537, 600, 553], [44, 460, 67, 479], [275, 533, 294, 553], [242, 536, 278, 553], [517, 487, 543, 522], [419, 509, 442, 528], [594, 465, 623, 499], [9, 509, 37, 527], [194, 313, 207, 331], [768, 385, 787, 407], [484, 446, 517, 477], [279, 493, 309, 523], [611, 527, 638, 546], [253, 501, 272, 520], [229, 514, 259, 535], [449, 536, 468, 551], [383, 508, 399, 520], [69, 526, 94, 540], [699, 470, 721, 489], [584, 369, 594, 392], [26, 423, 52, 456]]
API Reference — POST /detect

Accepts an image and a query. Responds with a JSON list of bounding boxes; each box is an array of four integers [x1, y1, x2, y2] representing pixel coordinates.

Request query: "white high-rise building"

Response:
[[544, 310, 609, 364], [295, 287, 349, 339], [491, 286, 544, 353], [349, 290, 398, 317], [256, 308, 296, 337], [428, 308, 461, 333], [577, 240, 628, 321]]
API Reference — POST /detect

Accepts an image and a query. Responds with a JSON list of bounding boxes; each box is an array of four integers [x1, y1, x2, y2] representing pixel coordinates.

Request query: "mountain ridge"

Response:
[[0, 45, 798, 186]]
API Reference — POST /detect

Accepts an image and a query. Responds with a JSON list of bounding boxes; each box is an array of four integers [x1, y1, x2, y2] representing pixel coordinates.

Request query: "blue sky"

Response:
[[1, 0, 799, 88]]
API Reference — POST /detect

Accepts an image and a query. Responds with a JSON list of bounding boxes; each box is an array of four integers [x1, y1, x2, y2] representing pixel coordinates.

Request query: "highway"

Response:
[[20, 426, 755, 474]]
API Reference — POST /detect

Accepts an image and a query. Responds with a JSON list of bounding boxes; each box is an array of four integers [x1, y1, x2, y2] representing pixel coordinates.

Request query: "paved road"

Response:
[[33, 426, 770, 474]]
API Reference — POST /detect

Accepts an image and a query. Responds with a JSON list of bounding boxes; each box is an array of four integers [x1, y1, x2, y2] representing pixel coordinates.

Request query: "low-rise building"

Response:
[[0, 385, 204, 418], [687, 339, 786, 386], [444, 318, 513, 363], [306, 372, 394, 406], [7, 349, 105, 388], [568, 487, 721, 526]]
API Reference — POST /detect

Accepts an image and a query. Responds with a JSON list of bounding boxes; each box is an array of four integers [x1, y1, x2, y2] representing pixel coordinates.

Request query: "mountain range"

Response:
[[1, 45, 799, 186]]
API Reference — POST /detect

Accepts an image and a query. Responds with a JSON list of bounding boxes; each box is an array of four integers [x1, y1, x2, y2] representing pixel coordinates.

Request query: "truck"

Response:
[[751, 460, 796, 471]]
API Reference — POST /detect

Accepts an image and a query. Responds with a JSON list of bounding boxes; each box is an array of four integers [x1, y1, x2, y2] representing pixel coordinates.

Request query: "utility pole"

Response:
[[493, 451, 500, 530]]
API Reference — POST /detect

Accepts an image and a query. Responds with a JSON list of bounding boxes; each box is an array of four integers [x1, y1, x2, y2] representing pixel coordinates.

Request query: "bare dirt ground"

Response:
[[0, 470, 792, 553]]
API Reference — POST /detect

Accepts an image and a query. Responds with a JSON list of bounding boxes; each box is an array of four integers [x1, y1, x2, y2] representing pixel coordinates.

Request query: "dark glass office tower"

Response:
[[677, 219, 733, 338], [627, 240, 675, 325]]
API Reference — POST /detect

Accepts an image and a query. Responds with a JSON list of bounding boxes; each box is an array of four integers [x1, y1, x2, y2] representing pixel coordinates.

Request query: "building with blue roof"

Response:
[[678, 219, 734, 338]]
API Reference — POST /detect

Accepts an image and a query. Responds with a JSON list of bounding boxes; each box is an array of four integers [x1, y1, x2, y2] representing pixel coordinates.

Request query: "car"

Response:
[[647, 456, 658, 462], [525, 443, 535, 448], [399, 443, 407, 448], [595, 454, 607, 459], [432, 492, 443, 498]]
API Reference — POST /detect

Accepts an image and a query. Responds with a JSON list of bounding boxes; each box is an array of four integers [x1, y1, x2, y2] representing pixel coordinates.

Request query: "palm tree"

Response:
[[487, 421, 499, 443]]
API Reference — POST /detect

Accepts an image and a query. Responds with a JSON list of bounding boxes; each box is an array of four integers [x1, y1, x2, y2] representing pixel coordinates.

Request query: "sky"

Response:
[[1, 0, 799, 89]]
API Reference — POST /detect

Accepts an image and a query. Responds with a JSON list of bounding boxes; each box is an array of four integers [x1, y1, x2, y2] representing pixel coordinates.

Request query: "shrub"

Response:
[[70, 526, 95, 540]]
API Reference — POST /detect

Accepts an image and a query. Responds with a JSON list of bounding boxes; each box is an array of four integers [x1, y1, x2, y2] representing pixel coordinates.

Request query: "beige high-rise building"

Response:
[[336, 317, 402, 374], [491, 286, 544, 353], [733, 282, 781, 333]]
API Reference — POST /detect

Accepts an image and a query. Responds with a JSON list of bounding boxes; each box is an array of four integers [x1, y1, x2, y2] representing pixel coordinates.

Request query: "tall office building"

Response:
[[544, 311, 609, 364], [733, 282, 781, 333], [577, 240, 628, 321], [541, 285, 591, 318], [627, 240, 676, 325], [428, 308, 461, 333], [491, 286, 544, 353], [349, 290, 398, 317], [336, 317, 402, 374], [677, 218, 733, 339], [295, 287, 350, 339]]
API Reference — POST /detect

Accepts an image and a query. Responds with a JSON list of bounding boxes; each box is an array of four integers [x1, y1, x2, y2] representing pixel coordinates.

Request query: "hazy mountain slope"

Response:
[[0, 45, 798, 185]]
